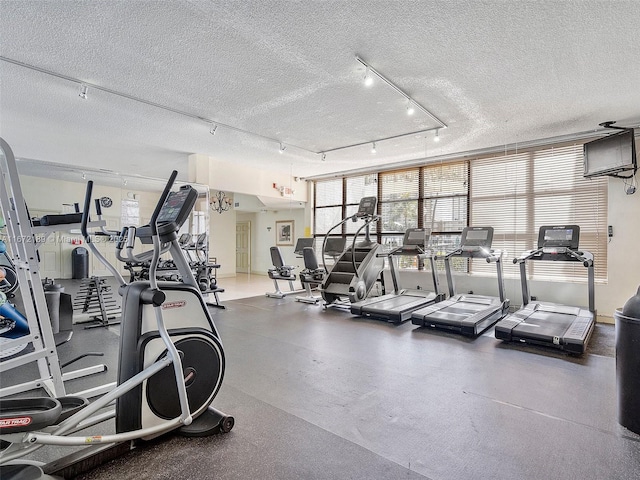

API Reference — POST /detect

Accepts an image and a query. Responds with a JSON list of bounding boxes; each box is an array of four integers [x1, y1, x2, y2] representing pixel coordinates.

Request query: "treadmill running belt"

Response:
[[362, 294, 435, 313], [510, 312, 575, 342]]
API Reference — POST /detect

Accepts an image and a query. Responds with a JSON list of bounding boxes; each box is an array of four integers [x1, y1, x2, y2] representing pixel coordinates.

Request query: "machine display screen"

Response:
[[404, 229, 427, 245], [357, 196, 377, 216], [156, 186, 198, 227], [544, 229, 574, 242], [466, 230, 488, 241], [538, 225, 580, 249], [461, 227, 494, 249]]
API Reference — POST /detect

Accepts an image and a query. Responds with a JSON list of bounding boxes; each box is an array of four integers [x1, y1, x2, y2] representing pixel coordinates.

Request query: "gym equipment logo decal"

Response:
[[162, 300, 186, 310]]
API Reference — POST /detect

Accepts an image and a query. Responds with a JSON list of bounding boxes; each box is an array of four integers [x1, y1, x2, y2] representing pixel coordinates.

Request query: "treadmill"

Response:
[[494, 225, 595, 354], [350, 228, 445, 323], [411, 226, 510, 336]]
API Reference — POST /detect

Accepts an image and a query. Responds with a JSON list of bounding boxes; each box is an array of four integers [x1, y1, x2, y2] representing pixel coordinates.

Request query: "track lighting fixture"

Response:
[[81, 172, 86, 180], [321, 153, 326, 161], [209, 124, 218, 135], [407, 100, 415, 116], [355, 55, 447, 128], [79, 84, 88, 100], [434, 129, 440, 142], [363, 66, 374, 87], [279, 143, 286, 154], [371, 142, 377, 154]]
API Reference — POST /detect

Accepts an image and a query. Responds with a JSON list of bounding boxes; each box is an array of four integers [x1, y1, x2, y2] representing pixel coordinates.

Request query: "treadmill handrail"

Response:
[[438, 243, 505, 301], [515, 245, 595, 312], [513, 247, 543, 264]]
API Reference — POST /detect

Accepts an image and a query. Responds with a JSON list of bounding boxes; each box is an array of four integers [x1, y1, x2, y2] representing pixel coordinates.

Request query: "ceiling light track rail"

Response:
[[321, 127, 441, 154], [355, 55, 447, 129], [305, 127, 640, 181], [0, 55, 315, 155]]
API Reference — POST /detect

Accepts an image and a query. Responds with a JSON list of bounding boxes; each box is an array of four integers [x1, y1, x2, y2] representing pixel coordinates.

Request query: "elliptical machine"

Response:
[[0, 172, 233, 477]]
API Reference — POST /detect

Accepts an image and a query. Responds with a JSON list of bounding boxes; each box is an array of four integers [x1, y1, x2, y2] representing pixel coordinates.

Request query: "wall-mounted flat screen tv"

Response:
[[584, 129, 637, 178]]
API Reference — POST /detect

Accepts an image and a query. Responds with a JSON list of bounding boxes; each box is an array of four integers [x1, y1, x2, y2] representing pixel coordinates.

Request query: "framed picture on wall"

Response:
[[275, 220, 294, 246]]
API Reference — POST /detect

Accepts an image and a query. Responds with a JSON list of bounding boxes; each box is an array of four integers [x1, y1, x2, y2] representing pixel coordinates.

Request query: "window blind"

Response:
[[470, 144, 608, 281], [346, 174, 378, 205], [315, 178, 343, 207]]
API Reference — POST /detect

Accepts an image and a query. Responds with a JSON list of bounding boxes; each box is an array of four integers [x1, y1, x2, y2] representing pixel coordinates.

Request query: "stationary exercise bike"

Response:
[[0, 172, 233, 477]]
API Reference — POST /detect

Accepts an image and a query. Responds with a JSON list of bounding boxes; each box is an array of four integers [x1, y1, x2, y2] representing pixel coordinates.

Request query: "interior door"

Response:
[[236, 221, 250, 273]]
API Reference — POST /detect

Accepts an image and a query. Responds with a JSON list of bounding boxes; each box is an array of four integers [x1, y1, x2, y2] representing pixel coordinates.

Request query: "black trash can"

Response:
[[44, 282, 64, 334], [72, 247, 89, 280], [615, 308, 640, 435]]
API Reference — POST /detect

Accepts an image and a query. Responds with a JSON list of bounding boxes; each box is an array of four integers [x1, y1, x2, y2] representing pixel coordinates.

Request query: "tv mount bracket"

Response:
[[596, 121, 638, 180], [599, 120, 629, 131]]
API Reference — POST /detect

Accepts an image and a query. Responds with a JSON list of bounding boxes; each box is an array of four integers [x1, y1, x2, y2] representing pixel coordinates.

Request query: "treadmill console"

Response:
[[538, 225, 580, 250], [402, 228, 429, 250], [460, 226, 494, 251], [354, 196, 377, 218]]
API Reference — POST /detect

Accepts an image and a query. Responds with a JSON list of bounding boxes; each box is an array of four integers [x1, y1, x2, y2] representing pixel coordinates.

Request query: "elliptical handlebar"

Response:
[[81, 181, 127, 286], [80, 181, 94, 240]]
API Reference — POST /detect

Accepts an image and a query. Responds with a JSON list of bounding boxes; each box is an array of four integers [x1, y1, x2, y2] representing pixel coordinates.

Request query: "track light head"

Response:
[[363, 66, 374, 87], [407, 101, 415, 115], [321, 153, 326, 161], [79, 84, 88, 100], [279, 143, 286, 154], [434, 129, 440, 142], [210, 124, 218, 135], [371, 142, 377, 154]]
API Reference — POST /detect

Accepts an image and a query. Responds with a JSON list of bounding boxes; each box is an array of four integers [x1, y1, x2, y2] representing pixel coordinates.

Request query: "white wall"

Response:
[[189, 153, 308, 202], [239, 208, 307, 274], [189, 154, 309, 278]]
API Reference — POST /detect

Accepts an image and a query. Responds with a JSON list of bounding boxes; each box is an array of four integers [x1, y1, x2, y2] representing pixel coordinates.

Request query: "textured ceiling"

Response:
[[1, 0, 639, 182]]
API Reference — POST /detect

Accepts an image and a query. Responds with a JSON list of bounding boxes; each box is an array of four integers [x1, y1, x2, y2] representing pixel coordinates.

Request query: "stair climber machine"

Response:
[[350, 228, 446, 323], [0, 172, 233, 479], [494, 225, 595, 354], [411, 226, 510, 336], [320, 197, 385, 308]]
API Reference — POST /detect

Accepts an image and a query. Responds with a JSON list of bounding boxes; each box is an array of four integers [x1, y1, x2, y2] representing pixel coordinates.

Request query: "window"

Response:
[[470, 144, 608, 281], [314, 178, 343, 235], [379, 169, 419, 239], [312, 143, 607, 282], [314, 165, 469, 271], [423, 162, 469, 266]]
